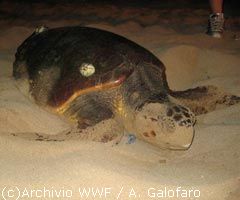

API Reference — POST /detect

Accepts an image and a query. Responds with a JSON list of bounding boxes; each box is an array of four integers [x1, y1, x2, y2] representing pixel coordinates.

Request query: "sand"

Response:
[[0, 1, 239, 200]]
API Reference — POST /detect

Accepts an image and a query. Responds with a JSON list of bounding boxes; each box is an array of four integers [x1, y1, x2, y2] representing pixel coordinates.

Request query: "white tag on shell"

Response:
[[79, 63, 95, 77]]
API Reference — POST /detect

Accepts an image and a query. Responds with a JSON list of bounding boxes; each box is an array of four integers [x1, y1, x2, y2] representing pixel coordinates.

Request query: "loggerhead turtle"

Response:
[[12, 26, 240, 150]]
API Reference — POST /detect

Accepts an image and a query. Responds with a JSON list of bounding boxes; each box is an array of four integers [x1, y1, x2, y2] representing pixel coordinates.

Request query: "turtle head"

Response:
[[133, 102, 196, 150]]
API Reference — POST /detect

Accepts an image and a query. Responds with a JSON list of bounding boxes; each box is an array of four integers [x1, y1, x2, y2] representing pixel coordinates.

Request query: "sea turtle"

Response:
[[12, 26, 240, 150]]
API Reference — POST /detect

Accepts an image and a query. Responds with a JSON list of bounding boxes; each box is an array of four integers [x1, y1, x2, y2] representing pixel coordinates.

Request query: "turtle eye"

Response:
[[79, 63, 95, 77]]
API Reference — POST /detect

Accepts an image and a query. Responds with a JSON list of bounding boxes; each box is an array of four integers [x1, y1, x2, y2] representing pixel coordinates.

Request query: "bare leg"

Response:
[[209, 0, 223, 13]]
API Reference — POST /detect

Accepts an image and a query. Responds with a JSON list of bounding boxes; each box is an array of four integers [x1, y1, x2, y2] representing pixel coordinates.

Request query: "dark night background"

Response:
[[0, 0, 240, 14], [0, 0, 239, 34]]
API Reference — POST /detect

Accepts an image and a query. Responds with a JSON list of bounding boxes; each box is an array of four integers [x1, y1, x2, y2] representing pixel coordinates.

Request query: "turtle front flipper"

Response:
[[49, 93, 124, 143], [3, 117, 123, 144], [169, 85, 240, 115]]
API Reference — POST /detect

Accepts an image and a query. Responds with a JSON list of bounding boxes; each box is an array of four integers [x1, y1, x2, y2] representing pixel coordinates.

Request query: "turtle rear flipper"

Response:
[[170, 85, 240, 115]]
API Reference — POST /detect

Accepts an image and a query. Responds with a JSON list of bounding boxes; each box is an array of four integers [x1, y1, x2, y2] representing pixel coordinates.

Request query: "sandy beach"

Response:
[[0, 1, 239, 199]]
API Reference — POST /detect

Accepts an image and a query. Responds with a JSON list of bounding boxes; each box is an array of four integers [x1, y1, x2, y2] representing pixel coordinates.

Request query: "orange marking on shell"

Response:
[[55, 75, 127, 114]]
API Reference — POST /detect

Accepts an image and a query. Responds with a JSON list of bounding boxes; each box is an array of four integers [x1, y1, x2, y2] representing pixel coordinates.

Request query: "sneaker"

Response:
[[207, 13, 225, 38]]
